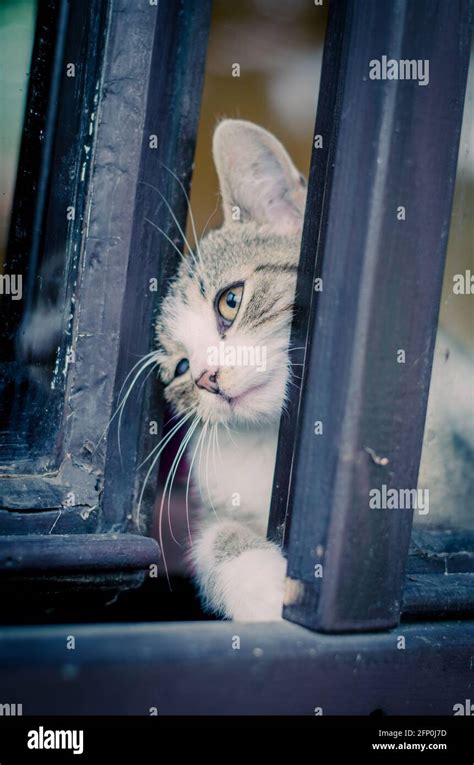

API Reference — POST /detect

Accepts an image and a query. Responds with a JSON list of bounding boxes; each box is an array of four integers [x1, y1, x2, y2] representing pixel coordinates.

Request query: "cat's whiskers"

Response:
[[116, 350, 158, 401], [280, 363, 304, 416], [211, 423, 219, 479], [139, 180, 201, 272], [117, 356, 162, 462], [156, 160, 204, 268], [156, 414, 200, 584], [164, 404, 196, 430], [144, 217, 190, 267], [285, 360, 304, 395], [96, 354, 159, 464], [194, 421, 218, 522], [137, 360, 160, 398], [185, 421, 208, 547], [214, 421, 224, 467], [164, 416, 199, 547], [200, 193, 220, 241], [205, 422, 219, 520], [134, 409, 196, 535], [222, 419, 239, 447], [93, 351, 159, 455], [196, 419, 208, 505], [138, 407, 195, 470]]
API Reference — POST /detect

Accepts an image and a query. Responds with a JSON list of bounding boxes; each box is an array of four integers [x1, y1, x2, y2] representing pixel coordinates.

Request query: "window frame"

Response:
[[0, 0, 211, 581], [0, 0, 471, 634], [2, 618, 474, 714], [268, 0, 473, 632], [1, 0, 109, 507]]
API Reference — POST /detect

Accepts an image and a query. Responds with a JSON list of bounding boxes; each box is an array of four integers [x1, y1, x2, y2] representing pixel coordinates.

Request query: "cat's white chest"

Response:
[[190, 423, 279, 535]]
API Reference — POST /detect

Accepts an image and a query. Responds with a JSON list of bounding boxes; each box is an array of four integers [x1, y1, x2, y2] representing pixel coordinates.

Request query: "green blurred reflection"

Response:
[[0, 0, 37, 263]]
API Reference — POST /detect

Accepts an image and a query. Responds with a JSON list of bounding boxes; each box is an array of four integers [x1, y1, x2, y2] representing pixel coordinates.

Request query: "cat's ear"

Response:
[[213, 119, 306, 235]]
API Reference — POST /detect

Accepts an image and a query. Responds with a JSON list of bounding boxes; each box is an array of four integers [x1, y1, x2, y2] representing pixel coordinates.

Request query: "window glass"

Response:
[[0, 0, 36, 255], [0, 1, 92, 474]]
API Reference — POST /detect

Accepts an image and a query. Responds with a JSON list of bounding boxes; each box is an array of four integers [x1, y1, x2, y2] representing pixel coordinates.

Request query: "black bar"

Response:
[[0, 620, 472, 715], [101, 0, 212, 534], [270, 0, 471, 632], [268, 0, 349, 550], [0, 718, 473, 761], [0, 534, 159, 573]]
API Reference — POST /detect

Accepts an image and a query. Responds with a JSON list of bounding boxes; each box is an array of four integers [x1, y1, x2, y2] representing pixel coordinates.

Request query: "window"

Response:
[[0, 0, 473, 723], [0, 0, 211, 618]]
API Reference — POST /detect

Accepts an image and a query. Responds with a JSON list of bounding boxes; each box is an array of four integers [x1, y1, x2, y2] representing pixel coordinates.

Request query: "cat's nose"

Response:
[[196, 369, 220, 394]]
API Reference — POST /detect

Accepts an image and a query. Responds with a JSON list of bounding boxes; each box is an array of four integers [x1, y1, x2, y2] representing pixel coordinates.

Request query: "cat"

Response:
[[154, 119, 305, 620], [154, 119, 474, 621]]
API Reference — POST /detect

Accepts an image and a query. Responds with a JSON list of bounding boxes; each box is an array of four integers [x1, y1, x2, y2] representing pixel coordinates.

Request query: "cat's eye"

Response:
[[174, 358, 190, 377], [216, 284, 244, 325]]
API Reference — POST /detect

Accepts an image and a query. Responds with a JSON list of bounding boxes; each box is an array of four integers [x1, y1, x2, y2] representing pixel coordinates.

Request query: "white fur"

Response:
[[190, 520, 286, 621], [187, 422, 286, 620], [191, 424, 278, 529], [155, 122, 306, 620], [212, 547, 286, 621]]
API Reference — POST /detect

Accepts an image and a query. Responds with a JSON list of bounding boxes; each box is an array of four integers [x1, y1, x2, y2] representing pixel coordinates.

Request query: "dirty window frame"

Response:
[[0, 0, 211, 557]]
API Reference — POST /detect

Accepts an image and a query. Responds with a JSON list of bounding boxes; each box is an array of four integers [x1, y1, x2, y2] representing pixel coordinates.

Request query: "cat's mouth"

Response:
[[227, 381, 269, 408], [201, 380, 269, 410], [195, 369, 286, 424]]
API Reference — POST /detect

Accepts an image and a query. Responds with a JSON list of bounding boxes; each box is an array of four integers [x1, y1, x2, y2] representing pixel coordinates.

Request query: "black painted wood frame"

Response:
[[268, 0, 472, 632]]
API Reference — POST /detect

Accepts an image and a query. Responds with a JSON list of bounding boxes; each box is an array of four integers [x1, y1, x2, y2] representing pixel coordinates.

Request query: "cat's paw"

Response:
[[218, 546, 286, 621]]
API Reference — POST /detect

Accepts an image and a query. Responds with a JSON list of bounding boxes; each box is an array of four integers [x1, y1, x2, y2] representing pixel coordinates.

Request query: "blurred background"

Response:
[[188, 0, 326, 234], [0, 0, 36, 262]]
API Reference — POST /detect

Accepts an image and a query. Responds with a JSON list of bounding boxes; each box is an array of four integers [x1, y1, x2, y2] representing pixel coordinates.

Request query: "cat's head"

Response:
[[155, 120, 306, 426]]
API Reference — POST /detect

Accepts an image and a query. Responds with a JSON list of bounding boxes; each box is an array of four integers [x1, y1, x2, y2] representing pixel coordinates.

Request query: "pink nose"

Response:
[[196, 369, 219, 394]]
